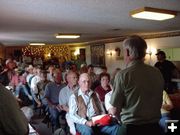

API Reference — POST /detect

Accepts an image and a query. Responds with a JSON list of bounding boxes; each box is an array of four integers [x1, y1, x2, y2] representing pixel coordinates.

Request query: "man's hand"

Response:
[[61, 105, 69, 112], [56, 105, 62, 111], [108, 106, 117, 115], [3, 68, 8, 72], [85, 120, 94, 127], [162, 104, 173, 111]]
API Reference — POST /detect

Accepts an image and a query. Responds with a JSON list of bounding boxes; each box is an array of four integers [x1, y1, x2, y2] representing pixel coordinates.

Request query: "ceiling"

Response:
[[0, 0, 180, 46]]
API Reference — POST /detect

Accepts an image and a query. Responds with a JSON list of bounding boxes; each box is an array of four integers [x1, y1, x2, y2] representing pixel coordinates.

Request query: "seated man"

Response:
[[44, 70, 65, 130], [68, 73, 119, 135], [59, 71, 79, 135]]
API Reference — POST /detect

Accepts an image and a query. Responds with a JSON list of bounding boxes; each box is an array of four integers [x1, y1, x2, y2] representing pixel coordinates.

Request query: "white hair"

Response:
[[123, 35, 147, 60]]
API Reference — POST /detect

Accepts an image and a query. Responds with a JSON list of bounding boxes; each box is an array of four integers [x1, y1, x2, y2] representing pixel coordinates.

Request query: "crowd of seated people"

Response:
[[0, 57, 117, 133], [0, 53, 180, 135]]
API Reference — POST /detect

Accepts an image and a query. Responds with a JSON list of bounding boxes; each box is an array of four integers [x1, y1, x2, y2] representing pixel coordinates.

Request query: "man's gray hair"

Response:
[[123, 35, 147, 60]]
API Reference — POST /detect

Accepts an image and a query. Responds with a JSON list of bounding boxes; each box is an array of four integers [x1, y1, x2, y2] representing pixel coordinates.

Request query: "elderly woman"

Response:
[[95, 72, 111, 103]]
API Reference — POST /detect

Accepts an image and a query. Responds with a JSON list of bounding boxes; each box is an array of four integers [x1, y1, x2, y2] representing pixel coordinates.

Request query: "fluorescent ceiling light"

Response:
[[29, 43, 45, 46], [56, 34, 80, 39], [130, 7, 177, 21]]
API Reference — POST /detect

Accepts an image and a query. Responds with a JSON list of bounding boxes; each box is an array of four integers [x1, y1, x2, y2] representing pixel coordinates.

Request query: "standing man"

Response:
[[110, 35, 164, 135], [155, 50, 178, 94]]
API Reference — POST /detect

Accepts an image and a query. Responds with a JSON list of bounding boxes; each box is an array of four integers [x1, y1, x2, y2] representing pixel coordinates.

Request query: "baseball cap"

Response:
[[156, 51, 166, 56]]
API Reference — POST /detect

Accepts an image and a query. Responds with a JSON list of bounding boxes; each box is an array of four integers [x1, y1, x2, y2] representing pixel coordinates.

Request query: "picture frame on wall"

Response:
[[115, 47, 123, 60], [91, 44, 105, 66]]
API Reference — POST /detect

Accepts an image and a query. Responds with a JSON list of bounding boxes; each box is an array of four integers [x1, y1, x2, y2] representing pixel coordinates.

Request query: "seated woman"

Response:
[[9, 68, 32, 101], [95, 73, 111, 103], [160, 90, 174, 134]]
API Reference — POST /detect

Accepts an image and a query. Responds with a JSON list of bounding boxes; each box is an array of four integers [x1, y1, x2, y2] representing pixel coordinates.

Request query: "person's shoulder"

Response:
[[154, 61, 161, 66], [0, 84, 11, 96], [31, 75, 38, 81], [165, 60, 172, 63], [145, 63, 162, 72], [36, 80, 43, 85], [105, 90, 112, 97], [69, 90, 77, 100], [163, 90, 169, 99], [61, 85, 68, 90], [145, 64, 164, 80], [73, 88, 79, 95], [94, 85, 102, 90], [165, 60, 176, 66], [113, 69, 125, 82], [60, 85, 68, 93], [60, 83, 66, 89], [47, 81, 54, 85], [46, 81, 55, 87], [0, 84, 17, 103], [115, 67, 129, 78], [163, 60, 172, 64], [163, 90, 167, 95]]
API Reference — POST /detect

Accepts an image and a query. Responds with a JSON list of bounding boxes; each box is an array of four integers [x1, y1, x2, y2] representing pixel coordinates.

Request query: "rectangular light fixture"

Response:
[[130, 7, 177, 21], [56, 34, 80, 39], [29, 43, 45, 46]]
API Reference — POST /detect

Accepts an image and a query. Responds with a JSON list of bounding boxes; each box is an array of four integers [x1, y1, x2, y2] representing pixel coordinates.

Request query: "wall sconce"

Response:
[[146, 50, 152, 56], [115, 47, 121, 56], [146, 47, 157, 64], [47, 53, 51, 57], [74, 49, 80, 56], [146, 47, 157, 56], [44, 53, 51, 60], [106, 50, 113, 56]]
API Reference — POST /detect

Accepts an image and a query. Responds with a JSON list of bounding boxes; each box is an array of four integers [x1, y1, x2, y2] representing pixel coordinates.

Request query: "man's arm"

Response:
[[109, 72, 124, 116], [58, 87, 69, 112], [44, 83, 56, 108], [108, 106, 118, 115], [61, 105, 69, 112]]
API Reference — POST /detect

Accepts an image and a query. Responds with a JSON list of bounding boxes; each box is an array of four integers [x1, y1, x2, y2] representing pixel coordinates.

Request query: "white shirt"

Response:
[[105, 90, 113, 111], [26, 74, 34, 85], [69, 89, 104, 125], [161, 90, 173, 114], [59, 85, 78, 106], [30, 75, 41, 94]]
